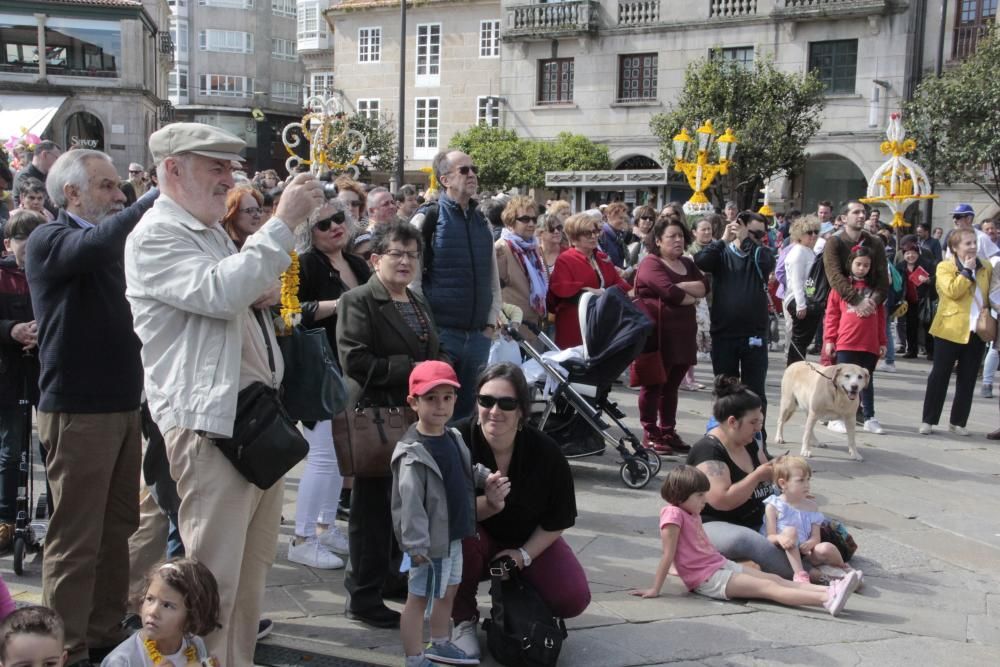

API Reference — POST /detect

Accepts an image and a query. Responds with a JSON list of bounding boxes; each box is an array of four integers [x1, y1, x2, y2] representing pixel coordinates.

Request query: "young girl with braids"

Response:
[[102, 560, 220, 666]]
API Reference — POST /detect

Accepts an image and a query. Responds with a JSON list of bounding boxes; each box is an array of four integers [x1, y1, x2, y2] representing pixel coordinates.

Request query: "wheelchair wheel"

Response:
[[12, 536, 26, 576], [620, 459, 652, 489]]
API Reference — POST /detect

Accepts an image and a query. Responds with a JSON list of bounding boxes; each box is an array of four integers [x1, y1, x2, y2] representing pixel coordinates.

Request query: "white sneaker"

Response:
[[877, 361, 897, 373], [451, 619, 481, 661], [826, 420, 847, 434], [949, 424, 971, 437], [288, 539, 345, 569], [863, 418, 884, 434], [918, 423, 932, 435], [318, 526, 349, 555]]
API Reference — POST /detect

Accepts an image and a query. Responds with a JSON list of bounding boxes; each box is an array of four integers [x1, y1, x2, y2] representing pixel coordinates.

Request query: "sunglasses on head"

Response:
[[315, 211, 346, 231], [454, 165, 479, 176], [477, 394, 518, 411]]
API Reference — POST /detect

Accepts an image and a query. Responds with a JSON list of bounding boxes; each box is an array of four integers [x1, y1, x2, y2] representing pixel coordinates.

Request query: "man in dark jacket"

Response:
[[695, 211, 776, 420], [0, 209, 43, 551], [12, 140, 61, 215], [25, 149, 157, 666]]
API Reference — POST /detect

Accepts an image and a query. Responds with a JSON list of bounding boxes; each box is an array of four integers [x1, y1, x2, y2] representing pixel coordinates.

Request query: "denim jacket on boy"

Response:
[[390, 424, 491, 560]]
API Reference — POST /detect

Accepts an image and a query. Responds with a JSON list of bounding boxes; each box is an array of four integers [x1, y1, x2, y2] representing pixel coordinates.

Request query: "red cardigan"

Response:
[[548, 247, 630, 348], [823, 279, 887, 355]]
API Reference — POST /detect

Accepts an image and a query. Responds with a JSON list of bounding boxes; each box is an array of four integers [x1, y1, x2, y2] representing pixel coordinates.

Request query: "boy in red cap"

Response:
[[391, 361, 507, 667]]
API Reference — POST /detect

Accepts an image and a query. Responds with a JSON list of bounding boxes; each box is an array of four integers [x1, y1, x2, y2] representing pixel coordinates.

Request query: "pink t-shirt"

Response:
[[659, 504, 727, 590]]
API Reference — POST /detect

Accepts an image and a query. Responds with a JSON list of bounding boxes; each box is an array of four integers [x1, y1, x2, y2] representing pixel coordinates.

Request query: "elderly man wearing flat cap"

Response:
[[24, 148, 159, 666], [124, 122, 324, 664]]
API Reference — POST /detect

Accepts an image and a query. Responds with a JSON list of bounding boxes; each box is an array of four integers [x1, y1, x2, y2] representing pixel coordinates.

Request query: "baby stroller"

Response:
[[507, 287, 662, 489], [12, 374, 46, 576]]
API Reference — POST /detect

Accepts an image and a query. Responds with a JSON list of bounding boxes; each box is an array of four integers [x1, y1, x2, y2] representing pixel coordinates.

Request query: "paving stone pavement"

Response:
[[4, 351, 1000, 666]]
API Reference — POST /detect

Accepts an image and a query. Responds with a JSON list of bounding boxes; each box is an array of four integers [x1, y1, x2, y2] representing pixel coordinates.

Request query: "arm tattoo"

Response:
[[702, 460, 727, 477]]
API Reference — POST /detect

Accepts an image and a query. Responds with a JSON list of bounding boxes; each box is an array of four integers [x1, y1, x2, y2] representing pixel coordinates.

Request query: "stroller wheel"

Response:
[[12, 536, 25, 576], [619, 459, 652, 489], [638, 448, 662, 476]]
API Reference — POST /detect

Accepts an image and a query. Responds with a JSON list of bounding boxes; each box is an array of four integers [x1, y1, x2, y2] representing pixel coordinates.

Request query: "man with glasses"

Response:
[[12, 140, 61, 215], [694, 210, 776, 445], [411, 150, 501, 421], [120, 162, 148, 205], [124, 122, 324, 665], [366, 186, 399, 231], [944, 204, 999, 261]]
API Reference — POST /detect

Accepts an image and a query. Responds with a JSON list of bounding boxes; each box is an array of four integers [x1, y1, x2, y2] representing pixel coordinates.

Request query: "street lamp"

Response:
[[671, 120, 737, 215]]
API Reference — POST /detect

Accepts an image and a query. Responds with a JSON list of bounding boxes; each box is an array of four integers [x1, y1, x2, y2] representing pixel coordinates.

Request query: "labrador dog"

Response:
[[775, 362, 870, 461]]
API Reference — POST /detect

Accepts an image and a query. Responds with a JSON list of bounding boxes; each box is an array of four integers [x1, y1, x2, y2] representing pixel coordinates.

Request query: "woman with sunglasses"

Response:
[[450, 363, 591, 660], [496, 196, 548, 340], [287, 199, 371, 572], [783, 216, 822, 365], [627, 205, 657, 269], [336, 221, 442, 629], [548, 213, 631, 349], [221, 185, 264, 249]]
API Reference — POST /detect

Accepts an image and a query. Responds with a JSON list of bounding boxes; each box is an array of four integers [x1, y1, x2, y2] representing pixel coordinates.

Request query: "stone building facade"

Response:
[[1, 0, 173, 170]]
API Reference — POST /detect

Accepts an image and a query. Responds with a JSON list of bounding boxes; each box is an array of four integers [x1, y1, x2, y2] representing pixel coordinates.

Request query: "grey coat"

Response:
[[390, 425, 491, 559]]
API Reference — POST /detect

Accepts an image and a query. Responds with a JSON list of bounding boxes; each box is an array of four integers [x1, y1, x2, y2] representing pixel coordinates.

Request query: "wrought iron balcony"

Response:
[[159, 31, 175, 56], [504, 1, 599, 40]]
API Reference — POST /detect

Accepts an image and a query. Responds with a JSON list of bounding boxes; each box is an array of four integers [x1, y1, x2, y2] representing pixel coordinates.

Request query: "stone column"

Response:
[[34, 13, 47, 82]]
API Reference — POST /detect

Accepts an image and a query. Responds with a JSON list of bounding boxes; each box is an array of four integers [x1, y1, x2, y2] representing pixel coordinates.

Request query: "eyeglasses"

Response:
[[381, 249, 420, 261], [578, 229, 600, 238], [639, 215, 655, 221], [748, 229, 766, 240], [452, 165, 479, 176], [476, 394, 519, 411], [128, 170, 143, 175], [515, 215, 538, 224], [239, 207, 263, 216], [344, 199, 363, 208], [803, 230, 819, 236], [314, 211, 346, 231], [548, 225, 564, 233]]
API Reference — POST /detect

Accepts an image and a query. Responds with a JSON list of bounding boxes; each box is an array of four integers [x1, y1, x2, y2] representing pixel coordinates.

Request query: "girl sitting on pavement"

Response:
[[630, 466, 860, 617], [763, 456, 862, 584]]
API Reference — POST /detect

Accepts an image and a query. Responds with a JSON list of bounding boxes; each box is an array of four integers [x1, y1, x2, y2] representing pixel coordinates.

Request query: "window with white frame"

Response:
[[357, 98, 380, 120], [476, 96, 499, 127], [272, 0, 296, 18], [479, 20, 500, 58], [297, 2, 326, 40], [168, 66, 188, 98], [199, 30, 253, 53], [199, 74, 253, 97], [358, 27, 381, 63], [199, 0, 252, 7], [414, 97, 439, 156], [310, 72, 335, 98], [171, 18, 188, 60], [271, 80, 303, 104], [415, 23, 441, 84], [272, 38, 297, 61]]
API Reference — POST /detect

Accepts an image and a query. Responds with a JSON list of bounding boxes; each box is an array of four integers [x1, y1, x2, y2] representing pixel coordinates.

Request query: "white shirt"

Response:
[[785, 243, 817, 311]]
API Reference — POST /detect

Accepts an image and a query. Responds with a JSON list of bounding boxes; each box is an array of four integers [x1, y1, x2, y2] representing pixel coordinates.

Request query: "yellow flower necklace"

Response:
[[279, 250, 301, 330], [142, 637, 199, 665]]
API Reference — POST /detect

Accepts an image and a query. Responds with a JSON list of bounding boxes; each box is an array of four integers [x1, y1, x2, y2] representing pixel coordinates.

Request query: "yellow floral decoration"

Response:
[[280, 250, 301, 331], [142, 637, 204, 665]]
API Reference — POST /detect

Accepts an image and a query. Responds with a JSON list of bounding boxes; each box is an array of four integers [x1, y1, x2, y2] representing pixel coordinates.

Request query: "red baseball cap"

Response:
[[408, 360, 461, 397]]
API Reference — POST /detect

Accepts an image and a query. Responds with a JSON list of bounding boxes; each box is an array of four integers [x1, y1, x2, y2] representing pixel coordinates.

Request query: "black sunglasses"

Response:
[[315, 211, 346, 231], [454, 165, 479, 176], [639, 215, 655, 221], [515, 215, 538, 224], [477, 394, 518, 411]]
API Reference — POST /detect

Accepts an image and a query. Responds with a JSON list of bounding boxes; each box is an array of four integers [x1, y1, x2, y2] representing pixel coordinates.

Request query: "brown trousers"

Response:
[[39, 410, 141, 665], [164, 427, 283, 666]]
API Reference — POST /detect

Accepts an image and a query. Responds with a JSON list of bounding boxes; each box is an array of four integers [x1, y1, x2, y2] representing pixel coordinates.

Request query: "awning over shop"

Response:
[[0, 94, 68, 142]]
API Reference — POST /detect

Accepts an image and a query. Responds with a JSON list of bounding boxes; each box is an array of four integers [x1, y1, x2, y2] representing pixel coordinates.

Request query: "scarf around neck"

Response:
[[500, 228, 548, 316]]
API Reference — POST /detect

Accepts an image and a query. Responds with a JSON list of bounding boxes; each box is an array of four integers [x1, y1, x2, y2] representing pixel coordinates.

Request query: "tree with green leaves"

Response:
[[321, 112, 396, 180], [449, 126, 610, 191], [650, 55, 825, 210], [905, 25, 1000, 207]]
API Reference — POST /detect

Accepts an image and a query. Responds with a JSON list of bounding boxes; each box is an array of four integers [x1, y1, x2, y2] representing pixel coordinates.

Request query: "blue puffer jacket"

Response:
[[424, 194, 494, 330]]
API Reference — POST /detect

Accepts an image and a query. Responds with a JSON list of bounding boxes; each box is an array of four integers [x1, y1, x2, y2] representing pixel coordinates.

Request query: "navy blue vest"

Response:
[[423, 194, 493, 330]]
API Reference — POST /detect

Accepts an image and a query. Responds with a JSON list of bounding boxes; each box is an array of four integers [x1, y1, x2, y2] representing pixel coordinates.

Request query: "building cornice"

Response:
[[3, 0, 158, 33]]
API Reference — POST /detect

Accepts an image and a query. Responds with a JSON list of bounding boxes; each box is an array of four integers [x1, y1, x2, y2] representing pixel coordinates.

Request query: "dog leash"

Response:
[[786, 337, 844, 393]]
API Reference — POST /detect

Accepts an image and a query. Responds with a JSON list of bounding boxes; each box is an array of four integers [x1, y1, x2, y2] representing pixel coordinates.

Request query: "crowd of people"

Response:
[[0, 122, 997, 666]]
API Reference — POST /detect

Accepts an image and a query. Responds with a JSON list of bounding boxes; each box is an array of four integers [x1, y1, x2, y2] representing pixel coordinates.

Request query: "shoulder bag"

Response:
[[212, 310, 309, 490], [332, 365, 417, 478], [483, 556, 567, 667], [974, 283, 996, 343], [629, 297, 666, 387], [276, 326, 349, 422]]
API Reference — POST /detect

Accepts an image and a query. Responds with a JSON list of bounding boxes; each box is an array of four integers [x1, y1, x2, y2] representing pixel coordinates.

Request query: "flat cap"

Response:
[[149, 122, 245, 163]]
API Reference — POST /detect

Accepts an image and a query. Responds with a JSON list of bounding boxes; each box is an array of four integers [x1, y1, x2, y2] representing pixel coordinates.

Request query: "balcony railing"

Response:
[[710, 0, 758, 17], [504, 1, 598, 40], [618, 0, 660, 26], [953, 23, 989, 60], [776, 0, 890, 18]]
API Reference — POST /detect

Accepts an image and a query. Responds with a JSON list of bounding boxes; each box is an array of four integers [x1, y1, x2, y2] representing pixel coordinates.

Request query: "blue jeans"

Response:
[[0, 405, 26, 523], [438, 326, 493, 422]]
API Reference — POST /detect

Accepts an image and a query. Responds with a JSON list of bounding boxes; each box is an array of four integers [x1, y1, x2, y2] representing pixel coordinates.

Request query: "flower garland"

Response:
[[279, 251, 301, 331], [142, 637, 202, 665]]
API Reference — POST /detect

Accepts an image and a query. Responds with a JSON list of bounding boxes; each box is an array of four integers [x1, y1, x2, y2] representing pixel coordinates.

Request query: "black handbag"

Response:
[[919, 297, 938, 326], [213, 310, 309, 490], [276, 326, 348, 422], [483, 556, 567, 667]]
